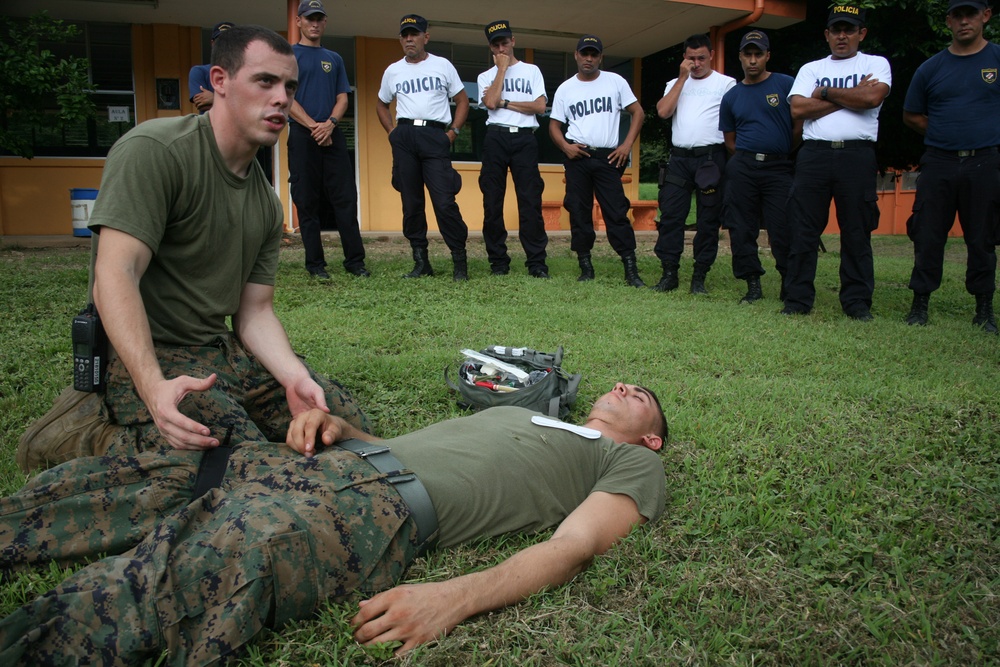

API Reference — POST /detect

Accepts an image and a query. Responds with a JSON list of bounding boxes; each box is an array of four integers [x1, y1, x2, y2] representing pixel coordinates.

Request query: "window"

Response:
[[2, 21, 135, 158]]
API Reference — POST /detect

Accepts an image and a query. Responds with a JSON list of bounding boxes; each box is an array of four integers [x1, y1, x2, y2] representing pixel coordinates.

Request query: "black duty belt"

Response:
[[567, 141, 615, 161], [803, 139, 875, 150], [926, 146, 999, 158], [736, 150, 790, 162], [397, 118, 448, 130], [671, 144, 724, 158], [336, 438, 439, 556], [487, 125, 532, 133]]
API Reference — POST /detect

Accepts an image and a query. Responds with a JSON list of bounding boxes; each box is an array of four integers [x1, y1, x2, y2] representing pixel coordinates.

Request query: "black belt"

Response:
[[487, 125, 532, 133], [736, 150, 790, 162], [397, 118, 448, 130], [803, 139, 875, 150], [926, 145, 998, 158], [671, 144, 724, 158], [336, 438, 439, 556], [567, 141, 615, 161]]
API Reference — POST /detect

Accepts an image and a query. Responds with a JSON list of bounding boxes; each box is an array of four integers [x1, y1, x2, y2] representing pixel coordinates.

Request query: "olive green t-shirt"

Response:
[[89, 114, 283, 346], [390, 406, 667, 548]]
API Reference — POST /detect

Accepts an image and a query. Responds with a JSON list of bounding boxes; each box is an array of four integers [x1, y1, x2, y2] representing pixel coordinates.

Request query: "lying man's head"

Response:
[[585, 383, 668, 450]]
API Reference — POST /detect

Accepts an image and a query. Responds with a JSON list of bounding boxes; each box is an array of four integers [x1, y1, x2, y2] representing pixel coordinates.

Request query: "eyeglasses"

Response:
[[828, 25, 860, 36]]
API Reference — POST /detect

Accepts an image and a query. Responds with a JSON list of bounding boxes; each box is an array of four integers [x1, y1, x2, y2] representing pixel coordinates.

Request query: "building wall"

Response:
[[0, 24, 203, 237]]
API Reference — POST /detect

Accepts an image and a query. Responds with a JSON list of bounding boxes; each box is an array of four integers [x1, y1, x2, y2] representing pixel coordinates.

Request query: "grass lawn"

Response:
[[1, 233, 997, 665]]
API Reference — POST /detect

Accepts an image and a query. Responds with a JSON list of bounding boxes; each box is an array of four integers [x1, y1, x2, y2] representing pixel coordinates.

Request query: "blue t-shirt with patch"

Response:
[[292, 44, 351, 124], [719, 72, 795, 154], [903, 42, 1000, 150]]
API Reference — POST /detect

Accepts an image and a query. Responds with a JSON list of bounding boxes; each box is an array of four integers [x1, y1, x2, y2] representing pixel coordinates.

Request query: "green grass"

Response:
[[1, 233, 998, 666]]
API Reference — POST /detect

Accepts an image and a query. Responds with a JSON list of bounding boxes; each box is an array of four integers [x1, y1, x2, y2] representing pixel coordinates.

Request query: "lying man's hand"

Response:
[[286, 410, 380, 457], [351, 581, 468, 655]]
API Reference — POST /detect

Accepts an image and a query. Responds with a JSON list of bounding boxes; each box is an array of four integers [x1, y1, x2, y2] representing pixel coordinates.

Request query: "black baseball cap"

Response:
[[827, 4, 866, 27], [947, 0, 988, 11], [211, 21, 235, 41], [739, 30, 770, 51], [400, 14, 428, 34], [577, 35, 603, 53], [485, 20, 513, 43], [297, 0, 326, 17]]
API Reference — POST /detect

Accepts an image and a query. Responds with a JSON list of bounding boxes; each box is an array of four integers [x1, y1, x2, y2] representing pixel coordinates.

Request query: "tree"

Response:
[[0, 12, 94, 159]]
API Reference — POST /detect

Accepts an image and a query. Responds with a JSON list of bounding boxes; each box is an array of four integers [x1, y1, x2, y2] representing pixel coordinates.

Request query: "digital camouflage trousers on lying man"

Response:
[[0, 444, 419, 666]]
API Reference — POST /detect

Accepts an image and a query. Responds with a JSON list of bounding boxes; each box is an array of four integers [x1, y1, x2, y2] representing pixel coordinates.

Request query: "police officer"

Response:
[[719, 30, 801, 304], [376, 15, 471, 281], [783, 5, 891, 320], [477, 20, 550, 278], [902, 0, 999, 334], [289, 0, 370, 279], [549, 35, 646, 287], [654, 34, 736, 294], [187, 21, 234, 113]]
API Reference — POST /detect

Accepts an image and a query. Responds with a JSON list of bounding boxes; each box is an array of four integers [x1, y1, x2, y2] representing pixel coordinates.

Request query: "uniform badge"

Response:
[[983, 68, 997, 84], [766, 93, 779, 107], [322, 61, 332, 73]]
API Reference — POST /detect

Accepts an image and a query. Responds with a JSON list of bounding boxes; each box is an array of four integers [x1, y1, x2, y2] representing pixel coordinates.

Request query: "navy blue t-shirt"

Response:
[[903, 42, 1000, 150], [719, 72, 795, 154], [291, 44, 351, 124], [188, 64, 212, 101]]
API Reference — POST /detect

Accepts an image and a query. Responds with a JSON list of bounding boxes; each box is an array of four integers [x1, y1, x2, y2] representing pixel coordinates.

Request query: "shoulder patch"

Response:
[[983, 68, 997, 84]]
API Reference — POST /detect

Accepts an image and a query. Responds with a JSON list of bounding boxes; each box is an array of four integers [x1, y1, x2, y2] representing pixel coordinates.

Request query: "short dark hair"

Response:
[[639, 385, 669, 442], [211, 25, 292, 74], [683, 34, 712, 53]]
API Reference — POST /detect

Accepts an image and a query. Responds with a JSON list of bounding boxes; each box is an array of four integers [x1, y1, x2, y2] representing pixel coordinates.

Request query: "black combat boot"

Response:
[[452, 249, 469, 282], [973, 293, 998, 334], [403, 248, 434, 278], [905, 293, 929, 326], [690, 265, 708, 295], [740, 276, 763, 304], [577, 253, 595, 282], [621, 253, 645, 288], [652, 262, 679, 292]]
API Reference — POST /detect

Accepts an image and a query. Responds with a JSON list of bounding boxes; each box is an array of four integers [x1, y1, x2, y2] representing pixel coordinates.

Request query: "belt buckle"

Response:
[[830, 141, 845, 149], [957, 149, 973, 157], [412, 119, 428, 127], [754, 153, 766, 162], [508, 127, 520, 133]]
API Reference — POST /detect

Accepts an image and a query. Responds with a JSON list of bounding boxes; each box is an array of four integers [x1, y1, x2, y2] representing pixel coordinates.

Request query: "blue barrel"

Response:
[[70, 188, 99, 237]]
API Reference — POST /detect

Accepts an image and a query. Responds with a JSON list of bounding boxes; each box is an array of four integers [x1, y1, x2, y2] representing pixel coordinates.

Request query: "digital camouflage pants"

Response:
[[104, 334, 372, 454], [0, 443, 418, 666]]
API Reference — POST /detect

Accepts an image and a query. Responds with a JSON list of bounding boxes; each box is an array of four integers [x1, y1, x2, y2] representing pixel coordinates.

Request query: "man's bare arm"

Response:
[[351, 490, 645, 654], [791, 76, 889, 120], [723, 130, 736, 156], [233, 282, 329, 419], [656, 60, 692, 119], [447, 90, 470, 143], [608, 101, 644, 167], [92, 228, 219, 450], [376, 99, 395, 135], [902, 110, 927, 136]]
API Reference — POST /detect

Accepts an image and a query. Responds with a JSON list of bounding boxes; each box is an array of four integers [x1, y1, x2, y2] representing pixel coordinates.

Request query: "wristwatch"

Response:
[[820, 86, 829, 101], [329, 116, 339, 126], [502, 99, 510, 109], [450, 126, 461, 135]]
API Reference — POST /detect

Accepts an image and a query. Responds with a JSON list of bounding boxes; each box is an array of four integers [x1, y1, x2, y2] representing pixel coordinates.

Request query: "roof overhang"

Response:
[[8, 0, 805, 57]]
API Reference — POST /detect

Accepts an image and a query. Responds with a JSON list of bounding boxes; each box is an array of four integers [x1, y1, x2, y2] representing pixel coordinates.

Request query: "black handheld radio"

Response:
[[72, 304, 108, 392]]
